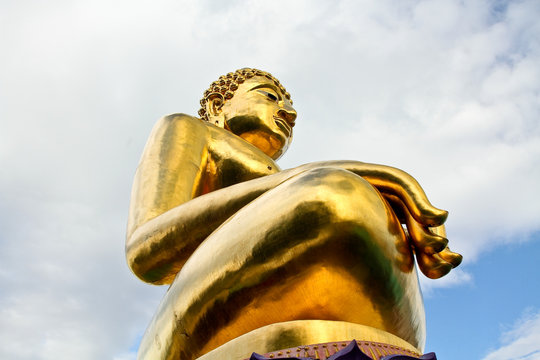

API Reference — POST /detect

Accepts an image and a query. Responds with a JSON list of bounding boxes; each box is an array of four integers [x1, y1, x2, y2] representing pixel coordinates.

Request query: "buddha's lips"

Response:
[[273, 116, 292, 137]]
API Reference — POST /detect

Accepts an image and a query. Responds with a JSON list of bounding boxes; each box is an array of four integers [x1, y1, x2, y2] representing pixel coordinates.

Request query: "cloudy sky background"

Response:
[[1, 0, 539, 359]]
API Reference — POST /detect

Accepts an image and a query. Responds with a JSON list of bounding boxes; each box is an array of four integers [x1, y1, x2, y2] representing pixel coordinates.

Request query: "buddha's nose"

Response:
[[277, 106, 297, 127]]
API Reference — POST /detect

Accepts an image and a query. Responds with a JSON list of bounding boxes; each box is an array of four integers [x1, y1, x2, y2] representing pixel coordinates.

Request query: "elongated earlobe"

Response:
[[206, 93, 225, 127]]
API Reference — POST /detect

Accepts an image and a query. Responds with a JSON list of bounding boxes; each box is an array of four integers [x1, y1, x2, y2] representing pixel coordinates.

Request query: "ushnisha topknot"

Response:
[[198, 68, 292, 122]]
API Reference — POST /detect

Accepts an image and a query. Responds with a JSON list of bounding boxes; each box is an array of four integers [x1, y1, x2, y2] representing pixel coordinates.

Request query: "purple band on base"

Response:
[[249, 340, 436, 360]]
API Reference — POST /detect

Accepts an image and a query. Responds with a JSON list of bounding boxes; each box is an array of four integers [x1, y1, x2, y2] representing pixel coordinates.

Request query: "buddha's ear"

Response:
[[206, 93, 225, 127]]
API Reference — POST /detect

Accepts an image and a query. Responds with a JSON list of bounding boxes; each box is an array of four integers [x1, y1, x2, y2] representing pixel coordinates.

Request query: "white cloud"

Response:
[[419, 268, 473, 296], [113, 351, 137, 360], [483, 309, 540, 360], [0, 0, 539, 358]]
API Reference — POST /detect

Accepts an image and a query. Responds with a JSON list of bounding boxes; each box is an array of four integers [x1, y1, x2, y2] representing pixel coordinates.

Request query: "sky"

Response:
[[0, 0, 539, 359]]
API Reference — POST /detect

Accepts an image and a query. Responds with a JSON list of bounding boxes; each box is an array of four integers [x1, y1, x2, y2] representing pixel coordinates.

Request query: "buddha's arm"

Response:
[[300, 161, 448, 225], [126, 114, 305, 284], [126, 119, 460, 284], [126, 114, 208, 239], [305, 160, 462, 278], [127, 168, 314, 284]]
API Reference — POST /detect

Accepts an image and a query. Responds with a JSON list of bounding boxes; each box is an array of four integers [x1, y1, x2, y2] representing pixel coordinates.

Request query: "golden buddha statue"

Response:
[[126, 68, 462, 360]]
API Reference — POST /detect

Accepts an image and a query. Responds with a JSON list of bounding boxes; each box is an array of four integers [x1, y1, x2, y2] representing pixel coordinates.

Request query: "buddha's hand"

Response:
[[383, 193, 462, 278], [356, 164, 462, 279]]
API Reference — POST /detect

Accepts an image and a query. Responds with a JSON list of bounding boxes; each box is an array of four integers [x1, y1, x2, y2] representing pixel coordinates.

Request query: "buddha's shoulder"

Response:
[[159, 113, 240, 138], [152, 113, 214, 136], [159, 113, 205, 128]]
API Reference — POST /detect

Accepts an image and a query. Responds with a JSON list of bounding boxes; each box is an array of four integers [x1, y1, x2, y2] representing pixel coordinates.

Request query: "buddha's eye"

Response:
[[257, 90, 279, 102]]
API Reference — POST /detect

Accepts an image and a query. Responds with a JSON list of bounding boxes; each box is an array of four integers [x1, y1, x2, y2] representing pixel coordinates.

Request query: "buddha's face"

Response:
[[217, 76, 297, 160]]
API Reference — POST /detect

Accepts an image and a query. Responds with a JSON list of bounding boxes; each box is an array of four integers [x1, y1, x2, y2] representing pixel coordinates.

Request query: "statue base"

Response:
[[197, 320, 422, 360]]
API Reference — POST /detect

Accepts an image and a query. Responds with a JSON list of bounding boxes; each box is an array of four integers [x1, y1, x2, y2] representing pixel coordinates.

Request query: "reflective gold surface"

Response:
[[126, 68, 462, 359], [197, 321, 422, 360]]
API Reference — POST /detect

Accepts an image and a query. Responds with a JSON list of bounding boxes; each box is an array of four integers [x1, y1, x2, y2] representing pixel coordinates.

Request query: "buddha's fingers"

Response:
[[438, 246, 463, 268], [426, 225, 463, 267], [416, 251, 453, 279], [383, 194, 460, 279], [360, 165, 447, 227], [416, 246, 462, 279], [384, 194, 448, 255], [405, 212, 448, 255]]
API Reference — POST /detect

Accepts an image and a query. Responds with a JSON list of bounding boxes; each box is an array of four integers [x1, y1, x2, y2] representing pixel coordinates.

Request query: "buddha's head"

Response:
[[199, 68, 296, 160]]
